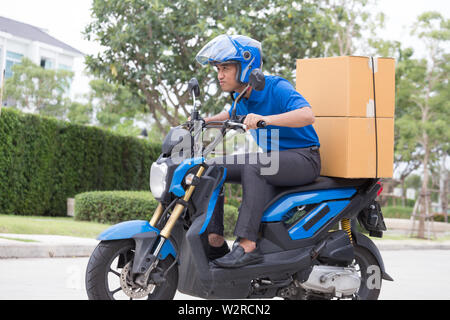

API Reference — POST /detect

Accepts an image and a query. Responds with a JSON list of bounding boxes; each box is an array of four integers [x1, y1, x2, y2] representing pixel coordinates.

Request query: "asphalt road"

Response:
[[0, 250, 449, 300]]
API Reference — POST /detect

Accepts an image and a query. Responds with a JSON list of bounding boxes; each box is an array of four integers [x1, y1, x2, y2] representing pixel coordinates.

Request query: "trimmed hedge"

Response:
[[74, 191, 159, 224], [74, 190, 240, 237], [0, 108, 161, 216]]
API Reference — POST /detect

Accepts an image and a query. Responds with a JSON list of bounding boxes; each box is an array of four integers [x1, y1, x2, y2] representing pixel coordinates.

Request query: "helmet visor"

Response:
[[195, 35, 238, 65]]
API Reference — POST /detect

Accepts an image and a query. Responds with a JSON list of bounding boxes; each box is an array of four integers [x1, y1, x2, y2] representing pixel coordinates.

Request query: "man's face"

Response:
[[215, 63, 240, 92]]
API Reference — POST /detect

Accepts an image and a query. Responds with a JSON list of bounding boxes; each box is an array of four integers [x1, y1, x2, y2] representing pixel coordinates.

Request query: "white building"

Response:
[[0, 15, 84, 99]]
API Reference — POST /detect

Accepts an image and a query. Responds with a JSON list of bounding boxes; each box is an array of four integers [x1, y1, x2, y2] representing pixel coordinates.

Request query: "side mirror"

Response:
[[249, 69, 265, 91], [188, 78, 200, 98]]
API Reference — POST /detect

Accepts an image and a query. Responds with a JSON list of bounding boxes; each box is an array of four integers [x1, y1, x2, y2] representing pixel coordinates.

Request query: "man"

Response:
[[195, 34, 321, 268]]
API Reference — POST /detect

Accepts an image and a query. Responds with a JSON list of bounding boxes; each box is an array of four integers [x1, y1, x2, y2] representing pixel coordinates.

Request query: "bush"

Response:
[[225, 196, 241, 208], [74, 191, 159, 224], [433, 214, 450, 223], [0, 108, 161, 216], [223, 204, 239, 238]]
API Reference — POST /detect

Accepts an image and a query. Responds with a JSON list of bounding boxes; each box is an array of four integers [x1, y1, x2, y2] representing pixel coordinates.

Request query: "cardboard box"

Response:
[[296, 56, 395, 118], [313, 117, 394, 178]]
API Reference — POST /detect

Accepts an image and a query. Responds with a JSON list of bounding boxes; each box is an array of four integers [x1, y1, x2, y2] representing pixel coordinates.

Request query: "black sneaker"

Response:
[[207, 241, 230, 260]]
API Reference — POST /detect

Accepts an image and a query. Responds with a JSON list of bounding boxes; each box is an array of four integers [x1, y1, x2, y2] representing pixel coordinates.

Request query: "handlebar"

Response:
[[228, 115, 267, 129], [235, 115, 267, 128], [205, 120, 247, 131], [185, 115, 267, 131], [256, 120, 267, 128]]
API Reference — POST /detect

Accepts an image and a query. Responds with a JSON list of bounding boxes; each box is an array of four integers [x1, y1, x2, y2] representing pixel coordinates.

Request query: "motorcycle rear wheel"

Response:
[[352, 245, 381, 300], [85, 239, 178, 300], [287, 244, 382, 300]]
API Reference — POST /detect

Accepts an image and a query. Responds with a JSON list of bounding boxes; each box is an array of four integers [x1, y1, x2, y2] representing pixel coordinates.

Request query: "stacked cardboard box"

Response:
[[296, 56, 395, 178]]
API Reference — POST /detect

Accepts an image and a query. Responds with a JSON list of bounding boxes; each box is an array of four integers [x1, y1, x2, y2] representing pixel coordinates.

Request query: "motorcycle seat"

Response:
[[263, 176, 370, 212]]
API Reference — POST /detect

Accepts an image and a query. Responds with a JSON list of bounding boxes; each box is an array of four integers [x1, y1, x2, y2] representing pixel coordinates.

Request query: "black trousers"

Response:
[[205, 147, 321, 242]]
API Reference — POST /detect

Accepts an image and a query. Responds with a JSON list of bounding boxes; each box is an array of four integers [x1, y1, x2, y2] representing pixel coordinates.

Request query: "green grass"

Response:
[[1, 213, 448, 242], [0, 214, 111, 239], [381, 206, 449, 223], [0, 235, 39, 242], [381, 206, 413, 219]]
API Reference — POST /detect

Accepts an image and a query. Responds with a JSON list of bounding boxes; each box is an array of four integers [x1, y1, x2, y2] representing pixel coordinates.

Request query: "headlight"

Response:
[[150, 162, 168, 198]]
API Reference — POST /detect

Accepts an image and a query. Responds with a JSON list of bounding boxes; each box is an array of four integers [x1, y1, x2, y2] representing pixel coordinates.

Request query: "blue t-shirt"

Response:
[[228, 75, 320, 152]]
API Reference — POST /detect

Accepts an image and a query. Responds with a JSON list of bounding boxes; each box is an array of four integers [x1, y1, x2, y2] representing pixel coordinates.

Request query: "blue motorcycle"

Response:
[[85, 70, 393, 300]]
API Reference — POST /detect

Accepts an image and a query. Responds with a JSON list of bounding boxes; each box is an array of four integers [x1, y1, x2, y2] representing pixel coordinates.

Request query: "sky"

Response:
[[375, 0, 450, 57], [0, 0, 449, 98]]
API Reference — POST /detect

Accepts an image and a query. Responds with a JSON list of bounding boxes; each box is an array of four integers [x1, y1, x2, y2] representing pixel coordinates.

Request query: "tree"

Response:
[[4, 58, 73, 118], [84, 0, 350, 134], [66, 101, 94, 125], [438, 156, 448, 223], [366, 39, 419, 206], [88, 78, 149, 133], [324, 0, 385, 56], [399, 12, 449, 238]]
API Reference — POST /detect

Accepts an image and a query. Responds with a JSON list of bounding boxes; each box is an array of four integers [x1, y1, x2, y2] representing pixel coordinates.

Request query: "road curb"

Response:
[[0, 234, 98, 259], [373, 240, 450, 251], [0, 244, 98, 259], [0, 234, 449, 259]]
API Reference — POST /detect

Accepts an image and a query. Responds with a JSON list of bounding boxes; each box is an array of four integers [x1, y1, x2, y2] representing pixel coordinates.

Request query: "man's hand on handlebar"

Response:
[[243, 113, 268, 130]]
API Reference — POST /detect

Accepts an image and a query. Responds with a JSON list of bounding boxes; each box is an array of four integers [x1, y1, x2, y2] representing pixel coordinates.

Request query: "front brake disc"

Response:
[[120, 261, 155, 299]]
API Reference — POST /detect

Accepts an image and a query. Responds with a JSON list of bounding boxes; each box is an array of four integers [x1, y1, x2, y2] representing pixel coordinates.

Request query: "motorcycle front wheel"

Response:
[[85, 239, 178, 300]]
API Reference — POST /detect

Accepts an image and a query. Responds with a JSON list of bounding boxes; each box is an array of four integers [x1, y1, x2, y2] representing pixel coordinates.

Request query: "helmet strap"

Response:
[[235, 63, 243, 84]]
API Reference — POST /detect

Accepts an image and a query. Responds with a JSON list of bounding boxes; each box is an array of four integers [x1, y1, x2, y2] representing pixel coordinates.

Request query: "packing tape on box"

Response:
[[370, 57, 379, 178], [366, 99, 375, 118], [368, 57, 378, 73]]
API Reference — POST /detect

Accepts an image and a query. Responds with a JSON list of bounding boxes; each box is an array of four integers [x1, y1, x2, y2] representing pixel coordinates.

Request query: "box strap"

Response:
[[370, 57, 379, 178]]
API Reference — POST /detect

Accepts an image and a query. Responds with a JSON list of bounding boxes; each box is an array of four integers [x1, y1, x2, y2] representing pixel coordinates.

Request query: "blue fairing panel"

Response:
[[288, 200, 350, 240], [261, 188, 356, 222], [169, 157, 205, 197], [199, 168, 227, 234], [97, 220, 176, 259]]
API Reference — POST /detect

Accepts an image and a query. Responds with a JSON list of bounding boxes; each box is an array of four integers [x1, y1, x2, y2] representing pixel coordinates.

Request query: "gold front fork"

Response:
[[155, 165, 205, 239], [149, 203, 164, 227]]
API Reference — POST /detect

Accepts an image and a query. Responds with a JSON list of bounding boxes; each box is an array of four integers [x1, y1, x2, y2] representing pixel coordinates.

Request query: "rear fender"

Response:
[[353, 231, 393, 281]]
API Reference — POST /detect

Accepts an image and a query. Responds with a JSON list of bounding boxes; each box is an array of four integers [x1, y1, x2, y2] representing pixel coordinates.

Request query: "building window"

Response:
[[0, 47, 3, 82], [58, 64, 73, 95], [40, 57, 53, 69], [58, 64, 72, 71], [5, 51, 23, 79]]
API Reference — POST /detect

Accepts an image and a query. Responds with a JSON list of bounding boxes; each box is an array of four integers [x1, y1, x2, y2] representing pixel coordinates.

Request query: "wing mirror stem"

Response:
[[230, 84, 250, 120]]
